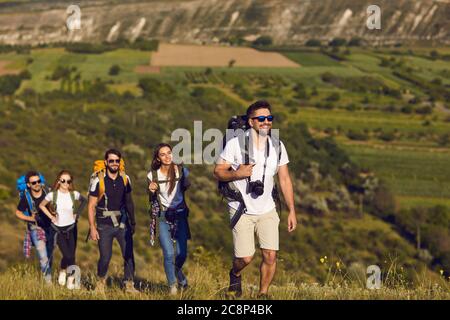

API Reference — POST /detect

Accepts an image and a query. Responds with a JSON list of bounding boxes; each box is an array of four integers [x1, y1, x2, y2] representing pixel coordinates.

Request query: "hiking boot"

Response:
[[58, 270, 67, 286], [169, 284, 178, 296], [257, 293, 271, 300], [95, 278, 107, 294], [228, 269, 242, 297], [124, 281, 139, 294], [176, 268, 188, 289]]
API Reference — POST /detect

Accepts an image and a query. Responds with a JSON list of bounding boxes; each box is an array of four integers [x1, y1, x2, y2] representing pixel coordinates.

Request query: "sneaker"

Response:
[[58, 270, 66, 286], [124, 281, 139, 294], [176, 268, 188, 289], [169, 284, 178, 295], [228, 269, 242, 297], [66, 276, 75, 290]]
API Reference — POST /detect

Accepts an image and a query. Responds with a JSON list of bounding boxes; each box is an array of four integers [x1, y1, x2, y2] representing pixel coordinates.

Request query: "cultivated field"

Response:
[[150, 43, 300, 68], [0, 60, 21, 75]]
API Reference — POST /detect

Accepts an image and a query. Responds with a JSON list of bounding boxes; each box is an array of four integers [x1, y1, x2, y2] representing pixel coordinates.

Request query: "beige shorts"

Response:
[[232, 208, 280, 258]]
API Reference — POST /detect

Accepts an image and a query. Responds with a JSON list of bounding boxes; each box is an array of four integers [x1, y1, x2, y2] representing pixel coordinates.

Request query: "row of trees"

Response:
[[305, 37, 363, 47]]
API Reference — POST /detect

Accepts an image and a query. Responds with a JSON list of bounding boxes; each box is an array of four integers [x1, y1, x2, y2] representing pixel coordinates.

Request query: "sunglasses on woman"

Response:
[[251, 115, 274, 122], [59, 179, 72, 184]]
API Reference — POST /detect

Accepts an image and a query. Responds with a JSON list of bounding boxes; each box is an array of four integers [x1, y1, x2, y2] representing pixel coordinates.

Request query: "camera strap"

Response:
[[245, 132, 270, 185]]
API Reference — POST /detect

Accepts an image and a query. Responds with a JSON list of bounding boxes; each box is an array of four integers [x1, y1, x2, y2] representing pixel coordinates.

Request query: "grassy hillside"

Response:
[[0, 43, 449, 299]]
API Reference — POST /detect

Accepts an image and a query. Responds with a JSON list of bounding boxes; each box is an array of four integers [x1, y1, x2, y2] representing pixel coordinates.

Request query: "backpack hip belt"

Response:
[[97, 209, 125, 228], [51, 223, 76, 240]]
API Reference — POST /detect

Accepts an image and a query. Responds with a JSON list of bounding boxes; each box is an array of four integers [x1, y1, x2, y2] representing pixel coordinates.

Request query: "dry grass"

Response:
[[1, 263, 448, 300]]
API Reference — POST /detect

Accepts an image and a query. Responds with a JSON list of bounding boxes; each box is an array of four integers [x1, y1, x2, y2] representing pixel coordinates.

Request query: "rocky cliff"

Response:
[[0, 0, 448, 45]]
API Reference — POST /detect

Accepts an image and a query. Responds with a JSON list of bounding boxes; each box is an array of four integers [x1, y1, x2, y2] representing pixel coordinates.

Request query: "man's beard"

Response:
[[107, 166, 119, 173], [256, 126, 271, 137]]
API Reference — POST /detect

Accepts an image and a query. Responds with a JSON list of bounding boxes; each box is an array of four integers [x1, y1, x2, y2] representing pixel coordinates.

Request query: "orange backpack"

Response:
[[89, 159, 128, 201]]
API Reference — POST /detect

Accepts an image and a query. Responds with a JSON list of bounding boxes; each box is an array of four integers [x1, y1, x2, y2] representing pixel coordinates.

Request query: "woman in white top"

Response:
[[39, 170, 86, 289], [148, 143, 191, 295]]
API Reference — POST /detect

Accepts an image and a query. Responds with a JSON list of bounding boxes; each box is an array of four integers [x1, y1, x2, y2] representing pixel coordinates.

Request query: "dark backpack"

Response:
[[218, 115, 283, 228]]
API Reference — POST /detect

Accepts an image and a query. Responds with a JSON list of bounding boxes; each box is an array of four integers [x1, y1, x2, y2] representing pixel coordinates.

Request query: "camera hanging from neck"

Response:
[[245, 133, 270, 188]]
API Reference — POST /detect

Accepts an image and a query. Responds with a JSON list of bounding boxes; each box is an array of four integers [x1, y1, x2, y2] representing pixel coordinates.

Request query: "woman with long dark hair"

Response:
[[147, 143, 191, 295], [39, 170, 87, 289]]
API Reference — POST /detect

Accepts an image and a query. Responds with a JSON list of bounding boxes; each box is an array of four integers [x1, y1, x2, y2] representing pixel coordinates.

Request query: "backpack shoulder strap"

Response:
[[151, 169, 159, 184], [150, 169, 164, 210], [270, 135, 283, 172], [237, 130, 250, 165], [178, 164, 186, 192], [24, 190, 35, 215], [98, 171, 106, 200], [120, 171, 128, 186], [69, 191, 75, 210], [52, 190, 58, 209]]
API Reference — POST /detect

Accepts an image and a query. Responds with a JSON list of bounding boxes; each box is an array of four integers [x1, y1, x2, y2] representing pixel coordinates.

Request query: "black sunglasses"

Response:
[[108, 159, 120, 164], [59, 179, 72, 184], [30, 180, 42, 186], [251, 115, 274, 122]]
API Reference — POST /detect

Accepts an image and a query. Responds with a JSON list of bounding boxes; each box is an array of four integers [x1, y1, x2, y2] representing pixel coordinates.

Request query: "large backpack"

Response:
[[16, 173, 47, 217], [218, 115, 283, 228], [88, 159, 128, 203]]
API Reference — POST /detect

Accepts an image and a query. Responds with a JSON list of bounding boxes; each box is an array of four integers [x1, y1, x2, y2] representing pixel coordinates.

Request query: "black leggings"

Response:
[[54, 224, 78, 269]]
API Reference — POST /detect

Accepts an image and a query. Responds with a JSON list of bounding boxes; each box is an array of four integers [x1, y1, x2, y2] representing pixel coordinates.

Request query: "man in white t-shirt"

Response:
[[214, 100, 297, 298]]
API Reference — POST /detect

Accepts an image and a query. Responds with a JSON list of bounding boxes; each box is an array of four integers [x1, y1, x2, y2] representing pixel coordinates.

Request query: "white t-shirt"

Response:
[[45, 190, 80, 227], [218, 135, 289, 215], [147, 167, 189, 209]]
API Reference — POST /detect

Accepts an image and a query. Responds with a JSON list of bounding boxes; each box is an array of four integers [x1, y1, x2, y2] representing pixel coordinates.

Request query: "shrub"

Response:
[[326, 92, 341, 102], [378, 132, 396, 142], [348, 37, 362, 47], [415, 106, 432, 115], [138, 78, 176, 99], [252, 35, 273, 47], [109, 64, 121, 76], [0, 75, 22, 96], [329, 38, 347, 47], [347, 130, 369, 141], [305, 39, 321, 47], [18, 70, 31, 80]]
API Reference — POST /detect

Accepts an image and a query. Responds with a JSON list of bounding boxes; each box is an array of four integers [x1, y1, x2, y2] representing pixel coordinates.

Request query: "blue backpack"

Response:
[[16, 173, 47, 216]]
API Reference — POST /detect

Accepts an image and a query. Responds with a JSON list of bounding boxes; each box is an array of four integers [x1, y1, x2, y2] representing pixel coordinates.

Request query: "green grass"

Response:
[[282, 51, 342, 67], [397, 196, 450, 209], [342, 143, 450, 200], [295, 107, 450, 135], [11, 48, 150, 93]]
